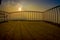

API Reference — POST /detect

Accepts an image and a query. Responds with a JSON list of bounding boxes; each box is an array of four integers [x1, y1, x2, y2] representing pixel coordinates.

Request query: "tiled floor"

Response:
[[0, 21, 60, 40]]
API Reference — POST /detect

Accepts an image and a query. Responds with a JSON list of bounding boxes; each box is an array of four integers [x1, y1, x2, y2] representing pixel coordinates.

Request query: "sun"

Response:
[[18, 7, 22, 11]]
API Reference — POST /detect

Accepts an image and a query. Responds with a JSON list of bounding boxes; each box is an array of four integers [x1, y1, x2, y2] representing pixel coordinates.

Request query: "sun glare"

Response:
[[18, 7, 22, 11]]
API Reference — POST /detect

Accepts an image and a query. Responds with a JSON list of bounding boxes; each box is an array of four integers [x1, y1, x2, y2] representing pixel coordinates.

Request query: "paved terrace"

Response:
[[0, 21, 60, 40]]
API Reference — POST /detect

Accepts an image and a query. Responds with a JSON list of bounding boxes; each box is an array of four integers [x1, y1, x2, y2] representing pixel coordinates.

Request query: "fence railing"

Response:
[[0, 11, 6, 22], [43, 5, 60, 24], [7, 11, 43, 20], [0, 5, 60, 24]]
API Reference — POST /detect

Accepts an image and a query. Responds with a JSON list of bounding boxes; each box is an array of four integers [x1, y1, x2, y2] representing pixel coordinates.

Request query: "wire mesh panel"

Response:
[[57, 7, 60, 24], [8, 11, 43, 21], [0, 5, 60, 24], [0, 11, 7, 22], [43, 5, 60, 24]]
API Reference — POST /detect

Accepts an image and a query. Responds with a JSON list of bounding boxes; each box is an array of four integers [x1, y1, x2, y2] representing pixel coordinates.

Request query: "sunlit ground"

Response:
[[0, 21, 60, 40]]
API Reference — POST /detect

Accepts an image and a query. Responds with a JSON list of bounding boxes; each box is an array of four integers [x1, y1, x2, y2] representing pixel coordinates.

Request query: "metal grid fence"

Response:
[[43, 5, 60, 24], [0, 5, 60, 24], [7, 11, 43, 20], [0, 11, 7, 22]]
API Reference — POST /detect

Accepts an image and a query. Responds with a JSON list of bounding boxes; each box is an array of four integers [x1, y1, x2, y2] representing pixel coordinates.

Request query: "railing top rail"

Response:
[[9, 11, 43, 14], [0, 11, 43, 14], [44, 5, 60, 12]]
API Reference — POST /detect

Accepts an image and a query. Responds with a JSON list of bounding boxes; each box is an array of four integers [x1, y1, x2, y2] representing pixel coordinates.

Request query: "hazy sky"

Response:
[[1, 0, 60, 12]]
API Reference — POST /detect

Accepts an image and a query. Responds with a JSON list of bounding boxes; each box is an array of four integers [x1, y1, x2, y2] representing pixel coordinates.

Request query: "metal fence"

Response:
[[0, 11, 7, 22], [43, 5, 60, 24], [0, 5, 60, 24], [8, 11, 43, 20]]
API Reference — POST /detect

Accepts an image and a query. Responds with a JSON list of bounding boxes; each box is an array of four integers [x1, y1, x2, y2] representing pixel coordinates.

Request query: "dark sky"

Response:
[[1, 0, 60, 12], [2, 0, 60, 5]]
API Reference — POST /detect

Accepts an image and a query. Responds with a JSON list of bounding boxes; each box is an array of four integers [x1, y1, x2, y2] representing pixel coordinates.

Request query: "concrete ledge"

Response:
[[42, 20, 60, 27], [0, 21, 8, 24], [8, 20, 43, 22]]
